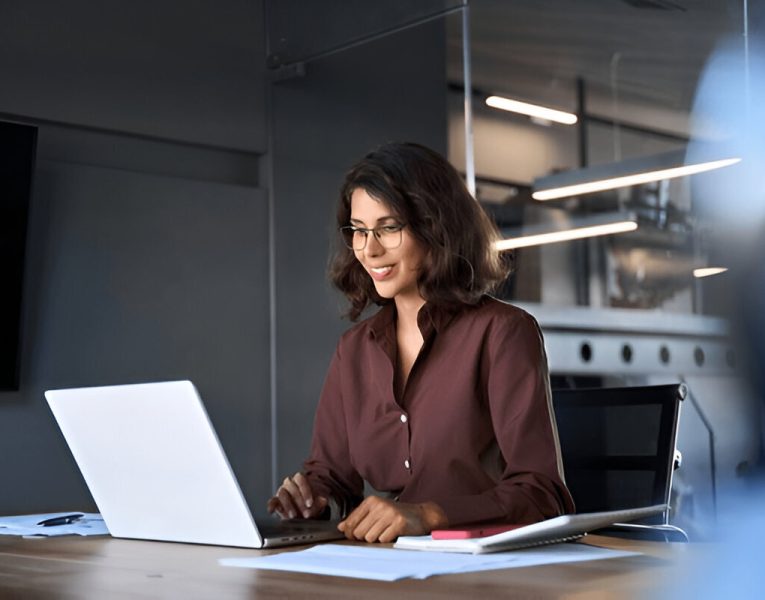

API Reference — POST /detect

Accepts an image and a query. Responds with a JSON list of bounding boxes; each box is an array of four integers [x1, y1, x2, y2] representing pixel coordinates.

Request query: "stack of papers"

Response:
[[0, 513, 109, 537], [220, 543, 639, 581]]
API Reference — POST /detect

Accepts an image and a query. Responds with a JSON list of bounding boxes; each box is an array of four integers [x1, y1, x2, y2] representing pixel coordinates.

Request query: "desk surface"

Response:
[[0, 534, 684, 599]]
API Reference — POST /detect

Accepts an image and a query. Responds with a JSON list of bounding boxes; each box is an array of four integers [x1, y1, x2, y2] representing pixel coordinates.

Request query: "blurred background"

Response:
[[0, 0, 761, 540]]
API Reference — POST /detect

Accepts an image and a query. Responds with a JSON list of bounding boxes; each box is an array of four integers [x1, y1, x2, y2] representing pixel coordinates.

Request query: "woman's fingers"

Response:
[[362, 516, 391, 543], [267, 473, 326, 519], [338, 501, 370, 539], [283, 475, 311, 517], [292, 473, 314, 509], [377, 522, 403, 544], [276, 485, 300, 519], [339, 497, 396, 541], [338, 497, 431, 542], [267, 494, 290, 519]]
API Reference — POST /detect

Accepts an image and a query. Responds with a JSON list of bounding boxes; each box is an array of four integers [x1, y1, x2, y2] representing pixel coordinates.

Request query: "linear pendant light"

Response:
[[495, 214, 638, 251], [486, 95, 578, 125], [693, 267, 728, 278], [532, 149, 741, 201]]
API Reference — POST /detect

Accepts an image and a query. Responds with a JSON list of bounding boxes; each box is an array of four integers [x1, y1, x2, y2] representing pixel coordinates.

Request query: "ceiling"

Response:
[[448, 0, 746, 115]]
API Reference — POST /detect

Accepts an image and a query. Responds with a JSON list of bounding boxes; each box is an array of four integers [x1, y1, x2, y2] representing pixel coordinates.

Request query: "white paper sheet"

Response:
[[0, 513, 109, 537], [219, 542, 639, 581]]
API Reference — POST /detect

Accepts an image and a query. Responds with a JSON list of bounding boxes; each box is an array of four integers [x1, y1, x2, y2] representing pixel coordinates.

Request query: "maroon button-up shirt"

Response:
[[303, 296, 575, 526]]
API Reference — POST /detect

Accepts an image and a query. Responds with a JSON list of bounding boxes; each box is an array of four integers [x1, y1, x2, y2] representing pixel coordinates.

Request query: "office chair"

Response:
[[552, 383, 688, 542]]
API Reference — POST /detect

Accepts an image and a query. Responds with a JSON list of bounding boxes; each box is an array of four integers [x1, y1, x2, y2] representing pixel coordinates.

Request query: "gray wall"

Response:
[[0, 2, 450, 515], [6, 158, 270, 515], [0, 0, 266, 152], [0, 0, 271, 515]]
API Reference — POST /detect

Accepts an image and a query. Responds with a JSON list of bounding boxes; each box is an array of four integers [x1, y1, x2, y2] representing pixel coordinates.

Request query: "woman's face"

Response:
[[349, 187, 427, 305]]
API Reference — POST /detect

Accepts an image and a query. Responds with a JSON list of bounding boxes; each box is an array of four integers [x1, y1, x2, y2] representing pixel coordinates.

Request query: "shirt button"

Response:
[[400, 414, 408, 423], [404, 459, 410, 469]]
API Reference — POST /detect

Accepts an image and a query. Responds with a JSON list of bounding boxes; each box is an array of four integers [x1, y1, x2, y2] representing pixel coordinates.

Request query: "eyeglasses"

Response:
[[339, 223, 406, 251]]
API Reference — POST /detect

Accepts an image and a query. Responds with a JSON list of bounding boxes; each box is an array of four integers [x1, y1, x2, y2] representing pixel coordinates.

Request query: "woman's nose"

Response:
[[364, 232, 385, 256]]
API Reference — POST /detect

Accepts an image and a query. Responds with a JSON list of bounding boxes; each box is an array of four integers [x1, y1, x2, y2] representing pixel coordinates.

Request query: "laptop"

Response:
[[45, 380, 344, 548]]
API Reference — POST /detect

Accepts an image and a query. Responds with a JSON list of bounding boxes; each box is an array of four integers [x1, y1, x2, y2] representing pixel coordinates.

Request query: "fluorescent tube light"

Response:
[[534, 158, 740, 200], [533, 149, 741, 201], [495, 219, 638, 251], [693, 267, 728, 278], [486, 95, 578, 125]]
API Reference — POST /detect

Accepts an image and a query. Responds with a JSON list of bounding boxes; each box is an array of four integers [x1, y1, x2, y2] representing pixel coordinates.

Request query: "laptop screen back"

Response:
[[45, 380, 263, 547]]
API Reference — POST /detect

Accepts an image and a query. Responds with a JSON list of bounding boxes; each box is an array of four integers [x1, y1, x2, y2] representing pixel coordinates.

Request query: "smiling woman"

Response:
[[345, 188, 427, 311], [330, 143, 508, 321], [267, 142, 575, 543]]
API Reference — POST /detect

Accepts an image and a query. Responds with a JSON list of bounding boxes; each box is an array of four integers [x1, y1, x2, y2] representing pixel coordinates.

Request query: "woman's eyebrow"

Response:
[[349, 216, 398, 226]]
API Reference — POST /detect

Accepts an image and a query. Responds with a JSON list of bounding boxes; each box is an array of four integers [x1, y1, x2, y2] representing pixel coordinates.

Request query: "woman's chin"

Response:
[[372, 283, 395, 299]]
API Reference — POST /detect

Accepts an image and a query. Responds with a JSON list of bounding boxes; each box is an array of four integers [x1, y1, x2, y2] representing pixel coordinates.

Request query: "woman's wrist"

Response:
[[419, 501, 449, 531]]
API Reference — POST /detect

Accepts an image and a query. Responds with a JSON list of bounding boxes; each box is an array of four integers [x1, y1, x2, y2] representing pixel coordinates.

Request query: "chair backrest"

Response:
[[552, 384, 685, 525]]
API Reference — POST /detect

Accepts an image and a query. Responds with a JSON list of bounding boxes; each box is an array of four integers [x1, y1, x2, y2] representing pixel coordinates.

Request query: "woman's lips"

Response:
[[368, 265, 394, 281]]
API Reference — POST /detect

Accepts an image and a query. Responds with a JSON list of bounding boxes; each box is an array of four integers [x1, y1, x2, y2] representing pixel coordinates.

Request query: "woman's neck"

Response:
[[394, 294, 426, 330]]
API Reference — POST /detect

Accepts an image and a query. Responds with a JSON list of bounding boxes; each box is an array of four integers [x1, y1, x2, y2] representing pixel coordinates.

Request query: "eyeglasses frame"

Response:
[[339, 223, 407, 251]]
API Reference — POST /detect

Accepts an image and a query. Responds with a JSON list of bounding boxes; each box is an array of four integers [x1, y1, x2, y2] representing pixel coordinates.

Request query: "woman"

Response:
[[268, 142, 574, 543]]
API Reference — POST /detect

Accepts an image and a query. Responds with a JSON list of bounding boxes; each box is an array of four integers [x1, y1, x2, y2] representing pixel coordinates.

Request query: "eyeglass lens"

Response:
[[342, 226, 402, 250]]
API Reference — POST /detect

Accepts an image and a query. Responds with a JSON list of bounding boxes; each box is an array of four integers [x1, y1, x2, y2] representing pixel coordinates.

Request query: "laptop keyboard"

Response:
[[256, 519, 341, 536]]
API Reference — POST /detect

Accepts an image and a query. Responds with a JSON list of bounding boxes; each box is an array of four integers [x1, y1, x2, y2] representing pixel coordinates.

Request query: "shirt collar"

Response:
[[367, 301, 460, 339], [368, 302, 396, 339], [417, 302, 459, 335]]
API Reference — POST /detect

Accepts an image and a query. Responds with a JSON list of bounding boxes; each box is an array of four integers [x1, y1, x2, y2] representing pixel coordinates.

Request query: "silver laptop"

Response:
[[45, 380, 344, 548]]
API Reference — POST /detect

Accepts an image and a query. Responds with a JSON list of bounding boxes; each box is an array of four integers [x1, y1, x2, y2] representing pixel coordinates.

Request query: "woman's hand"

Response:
[[338, 496, 448, 543], [267, 472, 328, 519]]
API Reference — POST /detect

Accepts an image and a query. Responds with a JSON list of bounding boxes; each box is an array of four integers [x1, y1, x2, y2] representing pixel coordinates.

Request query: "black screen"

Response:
[[0, 121, 37, 390], [553, 384, 683, 525]]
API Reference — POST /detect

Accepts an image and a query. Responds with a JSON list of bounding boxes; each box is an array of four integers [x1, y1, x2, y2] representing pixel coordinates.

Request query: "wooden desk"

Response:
[[0, 534, 683, 599]]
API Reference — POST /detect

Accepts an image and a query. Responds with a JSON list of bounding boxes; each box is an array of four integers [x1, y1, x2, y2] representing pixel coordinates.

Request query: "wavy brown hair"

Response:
[[329, 142, 511, 321]]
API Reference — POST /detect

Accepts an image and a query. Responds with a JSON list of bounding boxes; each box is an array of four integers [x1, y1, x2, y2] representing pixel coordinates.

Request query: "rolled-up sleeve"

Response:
[[302, 345, 364, 517]]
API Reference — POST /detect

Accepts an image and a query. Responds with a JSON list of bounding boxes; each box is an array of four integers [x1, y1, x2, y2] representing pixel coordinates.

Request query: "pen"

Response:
[[37, 513, 84, 527]]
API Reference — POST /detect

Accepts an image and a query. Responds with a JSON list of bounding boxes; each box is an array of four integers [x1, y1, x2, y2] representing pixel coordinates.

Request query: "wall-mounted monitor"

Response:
[[0, 121, 37, 390]]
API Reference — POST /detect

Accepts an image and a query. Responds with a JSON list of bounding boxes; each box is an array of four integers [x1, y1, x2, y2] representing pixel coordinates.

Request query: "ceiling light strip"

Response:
[[486, 95, 578, 125], [533, 157, 741, 201], [693, 267, 728, 278], [495, 220, 638, 251]]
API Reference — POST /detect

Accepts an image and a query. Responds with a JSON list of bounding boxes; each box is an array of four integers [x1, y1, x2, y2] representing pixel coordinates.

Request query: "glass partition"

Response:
[[449, 0, 762, 540], [449, 0, 745, 314]]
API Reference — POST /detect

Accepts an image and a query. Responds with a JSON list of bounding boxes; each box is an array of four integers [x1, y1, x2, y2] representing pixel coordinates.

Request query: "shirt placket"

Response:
[[397, 313, 437, 476], [373, 327, 414, 478], [374, 311, 437, 479]]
